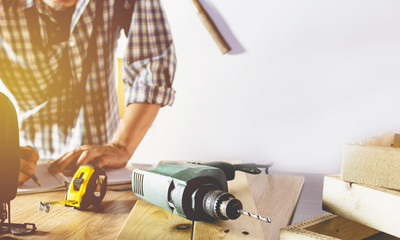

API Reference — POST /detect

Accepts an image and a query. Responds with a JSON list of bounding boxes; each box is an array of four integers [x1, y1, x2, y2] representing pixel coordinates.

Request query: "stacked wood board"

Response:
[[322, 175, 400, 238], [280, 213, 397, 240], [341, 133, 400, 190], [281, 133, 400, 239]]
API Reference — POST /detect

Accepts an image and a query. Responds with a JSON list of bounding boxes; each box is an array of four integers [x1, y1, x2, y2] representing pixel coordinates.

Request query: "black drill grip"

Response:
[[198, 162, 272, 181], [200, 162, 236, 180]]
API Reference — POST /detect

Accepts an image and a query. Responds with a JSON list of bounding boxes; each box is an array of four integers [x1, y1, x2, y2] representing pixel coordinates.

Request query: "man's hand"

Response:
[[48, 143, 131, 174], [19, 146, 40, 186], [49, 103, 161, 174]]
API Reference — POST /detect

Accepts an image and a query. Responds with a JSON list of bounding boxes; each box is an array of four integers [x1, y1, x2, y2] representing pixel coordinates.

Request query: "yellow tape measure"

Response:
[[39, 165, 107, 212]]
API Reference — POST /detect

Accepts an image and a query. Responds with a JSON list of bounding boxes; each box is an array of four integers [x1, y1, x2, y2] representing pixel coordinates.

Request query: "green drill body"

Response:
[[132, 162, 228, 221]]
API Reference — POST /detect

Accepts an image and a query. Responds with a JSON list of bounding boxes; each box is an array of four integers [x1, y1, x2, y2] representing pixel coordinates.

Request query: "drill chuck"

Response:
[[203, 190, 242, 220], [202, 190, 272, 223]]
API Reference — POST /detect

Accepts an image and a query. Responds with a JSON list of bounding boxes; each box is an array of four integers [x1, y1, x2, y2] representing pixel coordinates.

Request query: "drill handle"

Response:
[[233, 163, 272, 175], [197, 162, 272, 181]]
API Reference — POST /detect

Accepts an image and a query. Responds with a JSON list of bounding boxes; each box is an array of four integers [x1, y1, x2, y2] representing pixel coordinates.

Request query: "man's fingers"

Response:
[[18, 170, 30, 183], [50, 144, 127, 174], [76, 150, 103, 167], [51, 145, 101, 174], [20, 145, 39, 163], [20, 157, 35, 173], [18, 157, 36, 184], [96, 158, 106, 168], [58, 151, 79, 172], [48, 151, 71, 173], [55, 150, 82, 173]]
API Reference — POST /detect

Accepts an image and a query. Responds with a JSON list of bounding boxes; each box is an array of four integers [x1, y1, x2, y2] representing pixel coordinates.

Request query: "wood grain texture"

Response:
[[280, 213, 396, 240], [322, 175, 400, 238], [361, 133, 395, 147], [341, 133, 400, 190], [193, 171, 265, 240], [2, 184, 136, 240], [247, 174, 304, 240], [117, 199, 193, 240], [392, 134, 400, 148]]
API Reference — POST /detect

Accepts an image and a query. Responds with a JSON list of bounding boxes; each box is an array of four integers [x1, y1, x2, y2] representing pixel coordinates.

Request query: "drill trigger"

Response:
[[233, 163, 272, 175]]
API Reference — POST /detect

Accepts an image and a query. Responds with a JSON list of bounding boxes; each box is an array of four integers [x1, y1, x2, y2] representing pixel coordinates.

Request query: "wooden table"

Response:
[[1, 167, 303, 240]]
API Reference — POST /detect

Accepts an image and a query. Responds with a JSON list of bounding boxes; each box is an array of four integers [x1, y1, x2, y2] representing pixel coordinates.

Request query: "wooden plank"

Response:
[[247, 174, 304, 240], [342, 133, 400, 190], [280, 213, 397, 240], [361, 133, 394, 147], [193, 171, 265, 240], [322, 175, 400, 238], [117, 199, 193, 240], [2, 184, 136, 240], [393, 134, 400, 148]]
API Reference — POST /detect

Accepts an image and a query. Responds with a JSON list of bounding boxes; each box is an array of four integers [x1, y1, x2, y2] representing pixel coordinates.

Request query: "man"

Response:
[[0, 0, 176, 183]]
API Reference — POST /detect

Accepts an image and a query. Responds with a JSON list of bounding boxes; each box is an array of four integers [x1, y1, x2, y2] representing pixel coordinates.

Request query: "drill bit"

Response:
[[239, 209, 271, 223]]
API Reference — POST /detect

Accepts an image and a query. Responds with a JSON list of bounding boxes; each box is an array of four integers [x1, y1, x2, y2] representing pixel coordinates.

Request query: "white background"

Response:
[[127, 0, 400, 174], [2, 0, 400, 174]]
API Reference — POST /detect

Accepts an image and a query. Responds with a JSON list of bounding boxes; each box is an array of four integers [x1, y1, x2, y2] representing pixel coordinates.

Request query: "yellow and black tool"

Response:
[[39, 165, 107, 212]]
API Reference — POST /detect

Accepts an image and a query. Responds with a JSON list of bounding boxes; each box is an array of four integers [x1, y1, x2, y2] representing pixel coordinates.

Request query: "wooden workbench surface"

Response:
[[1, 166, 303, 240]]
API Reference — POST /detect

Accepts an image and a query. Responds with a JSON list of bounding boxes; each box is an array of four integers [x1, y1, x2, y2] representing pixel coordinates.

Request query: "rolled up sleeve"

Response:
[[123, 0, 177, 107]]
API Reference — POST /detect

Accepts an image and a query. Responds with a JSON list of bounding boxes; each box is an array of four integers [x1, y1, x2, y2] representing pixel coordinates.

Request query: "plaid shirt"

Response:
[[0, 0, 176, 159]]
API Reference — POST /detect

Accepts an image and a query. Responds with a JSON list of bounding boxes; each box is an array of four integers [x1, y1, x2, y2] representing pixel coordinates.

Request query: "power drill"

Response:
[[132, 161, 271, 222]]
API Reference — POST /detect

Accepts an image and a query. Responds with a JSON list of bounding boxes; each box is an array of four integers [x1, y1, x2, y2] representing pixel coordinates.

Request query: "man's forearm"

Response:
[[111, 103, 161, 157]]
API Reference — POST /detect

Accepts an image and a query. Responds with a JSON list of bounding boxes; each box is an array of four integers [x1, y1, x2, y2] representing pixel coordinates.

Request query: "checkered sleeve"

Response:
[[123, 0, 176, 107]]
